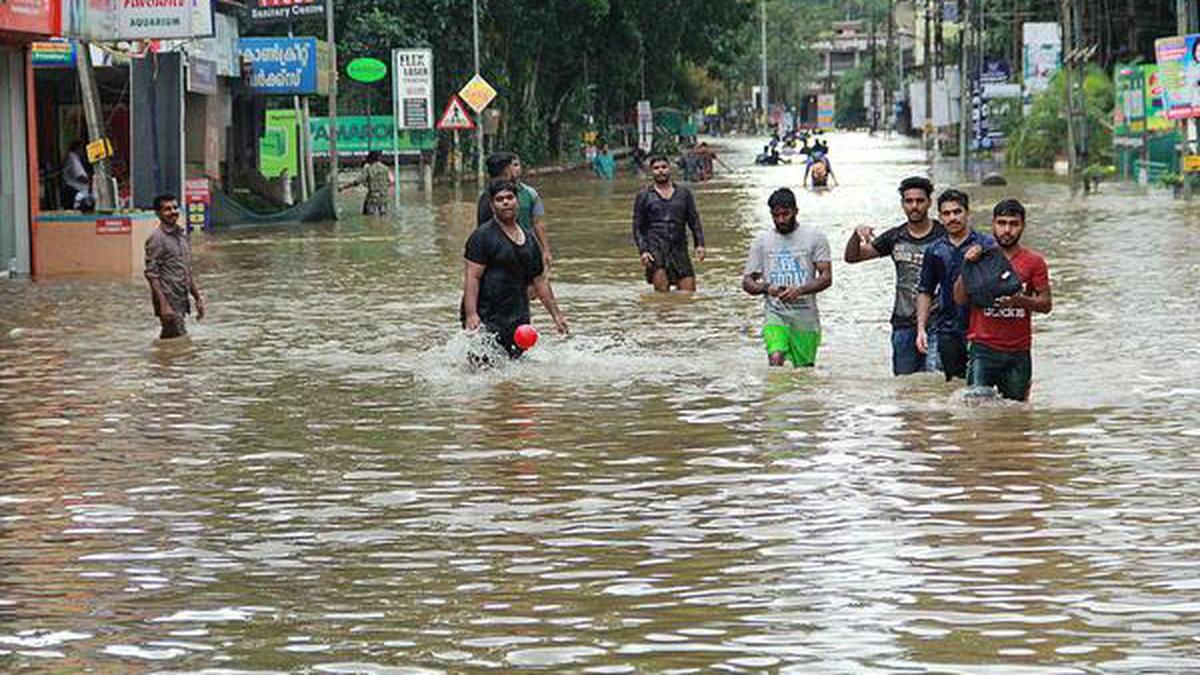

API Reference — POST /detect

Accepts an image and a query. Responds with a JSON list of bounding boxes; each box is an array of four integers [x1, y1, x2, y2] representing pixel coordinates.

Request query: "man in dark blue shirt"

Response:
[[916, 189, 994, 381]]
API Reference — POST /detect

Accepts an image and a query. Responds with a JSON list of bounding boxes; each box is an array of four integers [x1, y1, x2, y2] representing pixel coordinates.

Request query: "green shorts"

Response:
[[966, 342, 1032, 401], [762, 325, 821, 367]]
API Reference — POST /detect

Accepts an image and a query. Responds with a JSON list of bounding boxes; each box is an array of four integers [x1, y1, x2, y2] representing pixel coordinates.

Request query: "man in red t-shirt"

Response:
[[952, 199, 1052, 401]]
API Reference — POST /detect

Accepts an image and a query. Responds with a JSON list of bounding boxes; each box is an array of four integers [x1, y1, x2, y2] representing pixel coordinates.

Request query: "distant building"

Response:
[[803, 19, 915, 128]]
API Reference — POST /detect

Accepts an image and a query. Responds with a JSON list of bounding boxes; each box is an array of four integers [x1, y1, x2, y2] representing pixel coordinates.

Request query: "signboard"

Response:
[[31, 40, 75, 67], [192, 13, 240, 77], [637, 99, 653, 152], [60, 0, 213, 41], [0, 0, 55, 35], [1155, 35, 1200, 120], [184, 179, 211, 232], [249, 0, 324, 24], [86, 138, 114, 163], [248, 0, 324, 22], [240, 37, 331, 95], [96, 217, 132, 235], [436, 95, 475, 130], [392, 48, 434, 130], [1023, 22, 1062, 96], [347, 57, 387, 84], [187, 56, 218, 95], [309, 116, 437, 155], [1184, 155, 1200, 173], [260, 109, 300, 178], [817, 93, 836, 129], [458, 73, 497, 113]]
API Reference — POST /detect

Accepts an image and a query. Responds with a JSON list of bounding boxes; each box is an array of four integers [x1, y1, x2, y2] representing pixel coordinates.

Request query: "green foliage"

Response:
[[333, 0, 752, 167], [835, 66, 867, 128], [1005, 65, 1115, 170]]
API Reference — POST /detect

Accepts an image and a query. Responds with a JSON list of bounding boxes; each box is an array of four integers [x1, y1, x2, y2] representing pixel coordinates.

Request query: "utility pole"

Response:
[[924, 0, 933, 159], [1060, 0, 1078, 178], [885, 0, 895, 136], [761, 0, 769, 129], [869, 6, 878, 134], [76, 43, 115, 209], [959, 0, 971, 174], [473, 0, 485, 183], [1072, 0, 1087, 172], [325, 0, 339, 190]]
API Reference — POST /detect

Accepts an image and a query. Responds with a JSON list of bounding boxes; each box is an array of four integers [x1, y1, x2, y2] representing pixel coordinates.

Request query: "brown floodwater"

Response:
[[2, 132, 1200, 672]]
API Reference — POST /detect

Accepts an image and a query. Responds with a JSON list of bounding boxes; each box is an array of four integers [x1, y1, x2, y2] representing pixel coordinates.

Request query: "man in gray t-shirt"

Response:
[[742, 188, 833, 367]]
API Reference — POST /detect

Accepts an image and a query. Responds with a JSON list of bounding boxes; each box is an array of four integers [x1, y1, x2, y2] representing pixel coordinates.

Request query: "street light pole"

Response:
[[761, 0, 769, 128], [325, 0, 339, 191], [473, 0, 485, 183]]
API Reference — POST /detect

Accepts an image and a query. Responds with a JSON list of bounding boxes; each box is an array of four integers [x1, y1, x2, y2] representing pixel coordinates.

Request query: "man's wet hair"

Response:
[[898, 176, 934, 197], [153, 193, 178, 211], [487, 178, 519, 200], [937, 188, 970, 210], [993, 198, 1026, 221], [486, 152, 518, 179], [365, 150, 381, 164], [768, 187, 797, 211], [648, 154, 671, 166]]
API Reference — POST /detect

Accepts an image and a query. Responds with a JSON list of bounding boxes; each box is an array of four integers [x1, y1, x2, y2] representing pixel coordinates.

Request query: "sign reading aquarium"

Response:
[[239, 37, 330, 95]]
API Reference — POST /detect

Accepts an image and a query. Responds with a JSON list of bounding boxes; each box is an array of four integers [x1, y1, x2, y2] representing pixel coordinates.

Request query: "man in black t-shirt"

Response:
[[843, 176, 947, 375], [462, 179, 568, 361]]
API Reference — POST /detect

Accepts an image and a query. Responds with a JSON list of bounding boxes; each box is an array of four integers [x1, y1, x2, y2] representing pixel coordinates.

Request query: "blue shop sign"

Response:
[[239, 37, 329, 95]]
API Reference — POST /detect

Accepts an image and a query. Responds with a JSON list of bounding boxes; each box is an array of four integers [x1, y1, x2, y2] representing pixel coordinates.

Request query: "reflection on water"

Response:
[[2, 133, 1200, 671]]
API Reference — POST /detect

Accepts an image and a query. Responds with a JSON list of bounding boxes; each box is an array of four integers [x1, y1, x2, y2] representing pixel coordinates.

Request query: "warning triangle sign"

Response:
[[436, 95, 476, 130]]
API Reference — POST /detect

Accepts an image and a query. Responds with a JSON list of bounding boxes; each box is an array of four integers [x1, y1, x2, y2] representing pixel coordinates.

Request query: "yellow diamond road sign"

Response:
[[458, 74, 497, 114]]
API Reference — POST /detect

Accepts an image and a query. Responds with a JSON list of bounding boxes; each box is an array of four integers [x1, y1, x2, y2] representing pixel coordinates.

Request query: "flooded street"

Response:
[[3, 132, 1200, 671]]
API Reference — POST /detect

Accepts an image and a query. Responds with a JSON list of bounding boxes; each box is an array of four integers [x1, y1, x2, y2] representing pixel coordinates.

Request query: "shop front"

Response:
[[0, 0, 56, 276]]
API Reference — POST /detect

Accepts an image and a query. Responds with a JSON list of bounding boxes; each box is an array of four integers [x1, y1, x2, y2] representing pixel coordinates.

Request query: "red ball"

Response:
[[513, 324, 539, 350]]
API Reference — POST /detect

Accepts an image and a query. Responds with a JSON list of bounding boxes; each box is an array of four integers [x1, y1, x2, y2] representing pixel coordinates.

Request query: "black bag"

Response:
[[961, 246, 1022, 308]]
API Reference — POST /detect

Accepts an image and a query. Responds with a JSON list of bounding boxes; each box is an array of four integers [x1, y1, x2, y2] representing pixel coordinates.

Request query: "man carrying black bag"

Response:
[[953, 199, 1052, 401]]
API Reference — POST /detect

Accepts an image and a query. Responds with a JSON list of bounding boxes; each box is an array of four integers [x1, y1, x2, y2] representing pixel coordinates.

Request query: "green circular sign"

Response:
[[347, 57, 387, 84]]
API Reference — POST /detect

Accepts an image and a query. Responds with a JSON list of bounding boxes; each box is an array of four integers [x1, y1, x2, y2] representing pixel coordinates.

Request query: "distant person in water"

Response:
[[462, 179, 568, 361], [742, 188, 833, 367], [592, 142, 616, 180], [344, 150, 392, 215], [631, 155, 706, 292]]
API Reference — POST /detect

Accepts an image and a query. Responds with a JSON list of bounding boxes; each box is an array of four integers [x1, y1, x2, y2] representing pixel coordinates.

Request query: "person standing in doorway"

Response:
[[62, 140, 93, 211], [843, 176, 947, 375], [144, 194, 205, 339], [953, 199, 1052, 401], [742, 188, 833, 367], [631, 155, 706, 292]]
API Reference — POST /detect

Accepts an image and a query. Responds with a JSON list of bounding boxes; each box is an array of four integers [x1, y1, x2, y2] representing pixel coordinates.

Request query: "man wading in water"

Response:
[[843, 176, 946, 375], [144, 194, 205, 339], [631, 155, 706, 292], [462, 180, 568, 361]]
